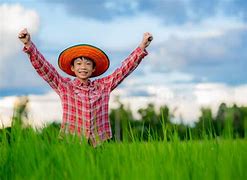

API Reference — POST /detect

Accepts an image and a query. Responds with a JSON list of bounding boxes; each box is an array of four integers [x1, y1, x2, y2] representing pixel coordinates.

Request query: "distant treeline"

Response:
[[2, 97, 247, 142], [110, 101, 247, 141]]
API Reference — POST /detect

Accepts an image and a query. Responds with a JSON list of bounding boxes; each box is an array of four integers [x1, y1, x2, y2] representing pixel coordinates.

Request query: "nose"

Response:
[[79, 63, 87, 69]]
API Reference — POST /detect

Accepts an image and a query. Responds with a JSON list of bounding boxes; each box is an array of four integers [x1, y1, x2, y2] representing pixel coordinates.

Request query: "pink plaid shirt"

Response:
[[24, 42, 147, 147]]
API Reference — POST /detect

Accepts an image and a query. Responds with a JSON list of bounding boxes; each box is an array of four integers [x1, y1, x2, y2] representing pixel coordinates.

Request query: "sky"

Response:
[[0, 0, 247, 127]]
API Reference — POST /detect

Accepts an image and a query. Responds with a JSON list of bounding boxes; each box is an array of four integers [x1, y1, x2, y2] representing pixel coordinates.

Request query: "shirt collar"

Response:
[[73, 78, 92, 87]]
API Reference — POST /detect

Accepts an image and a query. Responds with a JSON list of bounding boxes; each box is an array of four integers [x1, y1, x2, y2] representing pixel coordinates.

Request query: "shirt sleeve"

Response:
[[23, 42, 64, 94], [99, 47, 148, 91]]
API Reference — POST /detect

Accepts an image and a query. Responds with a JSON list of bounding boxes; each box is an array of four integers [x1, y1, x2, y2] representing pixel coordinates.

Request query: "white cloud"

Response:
[[0, 96, 17, 128], [193, 83, 247, 118], [0, 92, 61, 128], [39, 11, 247, 53], [234, 85, 247, 105], [1, 82, 247, 128], [27, 92, 62, 127], [38, 11, 163, 51], [0, 3, 39, 59], [0, 3, 40, 88], [124, 71, 195, 87], [112, 82, 247, 124], [195, 83, 234, 105], [171, 15, 247, 39]]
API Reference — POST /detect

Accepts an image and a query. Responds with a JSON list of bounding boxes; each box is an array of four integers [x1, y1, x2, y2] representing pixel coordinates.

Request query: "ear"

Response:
[[92, 68, 96, 72], [71, 65, 75, 72]]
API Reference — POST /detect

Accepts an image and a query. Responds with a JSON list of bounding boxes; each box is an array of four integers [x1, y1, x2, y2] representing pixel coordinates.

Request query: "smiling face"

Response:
[[71, 57, 96, 83]]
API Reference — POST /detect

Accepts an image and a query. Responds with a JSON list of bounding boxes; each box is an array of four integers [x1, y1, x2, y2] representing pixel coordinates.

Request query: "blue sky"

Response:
[[1, 0, 247, 124]]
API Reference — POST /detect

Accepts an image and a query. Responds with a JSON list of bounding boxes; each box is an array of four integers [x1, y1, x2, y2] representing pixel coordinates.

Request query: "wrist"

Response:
[[24, 41, 32, 49], [138, 44, 145, 51]]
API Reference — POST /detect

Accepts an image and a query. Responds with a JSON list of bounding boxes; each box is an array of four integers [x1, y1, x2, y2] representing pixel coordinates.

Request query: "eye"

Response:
[[76, 61, 81, 65]]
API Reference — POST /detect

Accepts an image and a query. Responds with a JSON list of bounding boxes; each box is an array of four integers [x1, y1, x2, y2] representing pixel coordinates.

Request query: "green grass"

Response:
[[0, 125, 247, 180]]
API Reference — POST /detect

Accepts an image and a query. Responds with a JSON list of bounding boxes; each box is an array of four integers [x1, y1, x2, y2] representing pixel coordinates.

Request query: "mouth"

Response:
[[78, 70, 89, 76]]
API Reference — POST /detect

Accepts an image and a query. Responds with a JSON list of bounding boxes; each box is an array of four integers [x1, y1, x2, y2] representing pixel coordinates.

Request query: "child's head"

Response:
[[58, 44, 110, 78]]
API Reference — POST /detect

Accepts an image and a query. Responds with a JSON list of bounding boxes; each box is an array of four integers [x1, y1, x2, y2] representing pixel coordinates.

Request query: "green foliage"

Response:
[[0, 123, 247, 180], [5, 96, 247, 143], [110, 101, 247, 142], [1, 100, 247, 179]]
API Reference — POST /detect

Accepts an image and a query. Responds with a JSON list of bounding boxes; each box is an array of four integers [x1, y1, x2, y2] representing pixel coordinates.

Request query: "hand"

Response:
[[139, 32, 153, 51], [18, 28, 31, 48]]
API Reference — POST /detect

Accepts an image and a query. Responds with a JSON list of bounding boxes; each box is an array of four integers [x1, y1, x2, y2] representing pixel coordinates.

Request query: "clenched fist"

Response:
[[139, 32, 153, 51], [18, 28, 31, 48]]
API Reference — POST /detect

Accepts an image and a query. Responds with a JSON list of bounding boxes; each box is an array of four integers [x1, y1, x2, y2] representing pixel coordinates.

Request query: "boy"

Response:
[[18, 28, 153, 147]]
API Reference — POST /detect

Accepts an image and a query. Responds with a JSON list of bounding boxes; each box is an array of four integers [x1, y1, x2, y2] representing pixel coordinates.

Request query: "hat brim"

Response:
[[58, 44, 110, 77]]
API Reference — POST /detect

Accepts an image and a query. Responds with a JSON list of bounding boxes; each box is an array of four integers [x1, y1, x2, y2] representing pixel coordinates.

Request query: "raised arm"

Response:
[[18, 28, 64, 94], [100, 32, 153, 91]]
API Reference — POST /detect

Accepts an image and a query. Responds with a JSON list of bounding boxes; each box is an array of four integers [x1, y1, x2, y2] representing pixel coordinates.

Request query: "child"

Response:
[[18, 28, 153, 147]]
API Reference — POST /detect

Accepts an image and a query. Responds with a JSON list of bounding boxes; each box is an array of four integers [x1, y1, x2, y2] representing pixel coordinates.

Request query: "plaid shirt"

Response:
[[24, 42, 147, 147]]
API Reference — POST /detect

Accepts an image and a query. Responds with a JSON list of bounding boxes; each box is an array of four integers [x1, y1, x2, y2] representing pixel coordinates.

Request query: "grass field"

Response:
[[0, 124, 247, 180]]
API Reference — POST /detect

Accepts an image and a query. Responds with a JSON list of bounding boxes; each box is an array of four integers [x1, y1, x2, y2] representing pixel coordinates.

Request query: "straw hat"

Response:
[[58, 44, 110, 77]]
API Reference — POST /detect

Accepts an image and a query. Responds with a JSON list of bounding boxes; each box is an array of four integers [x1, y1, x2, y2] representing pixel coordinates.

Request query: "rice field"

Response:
[[0, 123, 246, 180]]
